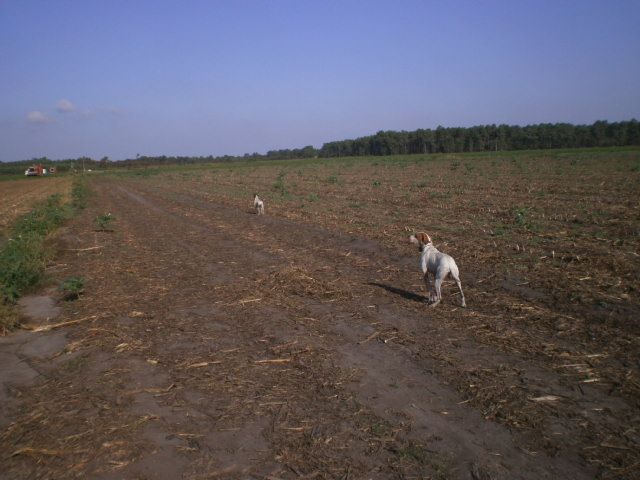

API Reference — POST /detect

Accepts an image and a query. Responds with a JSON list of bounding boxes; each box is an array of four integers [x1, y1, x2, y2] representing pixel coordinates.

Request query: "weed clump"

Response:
[[95, 213, 114, 231], [59, 277, 85, 300], [513, 207, 536, 231], [273, 172, 288, 196]]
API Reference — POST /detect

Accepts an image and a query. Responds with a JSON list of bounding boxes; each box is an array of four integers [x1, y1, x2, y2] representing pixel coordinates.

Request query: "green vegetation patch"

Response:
[[0, 194, 71, 303], [59, 276, 85, 301], [0, 178, 88, 319], [95, 213, 114, 231], [272, 171, 289, 196], [71, 178, 90, 209]]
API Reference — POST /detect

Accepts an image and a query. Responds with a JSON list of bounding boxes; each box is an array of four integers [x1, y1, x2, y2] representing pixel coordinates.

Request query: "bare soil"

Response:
[[0, 177, 72, 234], [1, 153, 639, 479]]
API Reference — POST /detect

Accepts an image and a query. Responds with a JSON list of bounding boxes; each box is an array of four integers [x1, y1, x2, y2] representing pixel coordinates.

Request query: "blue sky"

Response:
[[1, 0, 639, 161]]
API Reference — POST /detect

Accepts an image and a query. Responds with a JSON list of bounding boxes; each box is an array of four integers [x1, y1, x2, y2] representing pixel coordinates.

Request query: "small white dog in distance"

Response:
[[409, 232, 466, 307], [253, 194, 265, 215]]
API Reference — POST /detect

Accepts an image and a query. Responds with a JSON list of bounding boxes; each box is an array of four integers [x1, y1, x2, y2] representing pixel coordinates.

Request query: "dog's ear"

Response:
[[415, 232, 431, 245]]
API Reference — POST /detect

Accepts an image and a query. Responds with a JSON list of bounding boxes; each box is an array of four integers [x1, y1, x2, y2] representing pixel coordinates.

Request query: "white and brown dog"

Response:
[[253, 194, 265, 215], [409, 232, 466, 307]]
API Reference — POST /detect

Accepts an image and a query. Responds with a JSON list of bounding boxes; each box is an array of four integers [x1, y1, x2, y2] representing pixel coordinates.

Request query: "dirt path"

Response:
[[1, 176, 635, 479]]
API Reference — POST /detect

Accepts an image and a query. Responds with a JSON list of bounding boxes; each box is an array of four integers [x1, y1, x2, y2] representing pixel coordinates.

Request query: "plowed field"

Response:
[[1, 150, 639, 479]]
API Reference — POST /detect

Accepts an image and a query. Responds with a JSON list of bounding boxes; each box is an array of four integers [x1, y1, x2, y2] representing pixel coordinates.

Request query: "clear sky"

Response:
[[1, 0, 639, 161]]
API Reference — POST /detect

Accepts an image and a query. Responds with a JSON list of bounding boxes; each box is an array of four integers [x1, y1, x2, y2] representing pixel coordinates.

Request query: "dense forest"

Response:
[[318, 119, 640, 157], [1, 119, 638, 174]]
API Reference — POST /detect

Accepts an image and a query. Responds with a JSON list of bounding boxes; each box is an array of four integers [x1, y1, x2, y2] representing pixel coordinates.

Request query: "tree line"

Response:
[[1, 119, 638, 174], [318, 119, 640, 157]]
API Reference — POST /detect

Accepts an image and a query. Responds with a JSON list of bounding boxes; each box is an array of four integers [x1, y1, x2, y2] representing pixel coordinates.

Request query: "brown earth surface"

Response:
[[1, 153, 639, 479], [0, 177, 72, 234]]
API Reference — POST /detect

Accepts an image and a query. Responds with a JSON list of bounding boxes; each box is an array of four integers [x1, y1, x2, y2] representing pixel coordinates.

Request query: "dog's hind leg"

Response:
[[451, 271, 466, 307], [431, 275, 443, 307]]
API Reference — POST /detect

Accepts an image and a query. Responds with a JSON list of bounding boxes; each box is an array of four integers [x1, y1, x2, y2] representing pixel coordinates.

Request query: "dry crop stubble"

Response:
[[2, 149, 639, 478], [123, 149, 639, 472]]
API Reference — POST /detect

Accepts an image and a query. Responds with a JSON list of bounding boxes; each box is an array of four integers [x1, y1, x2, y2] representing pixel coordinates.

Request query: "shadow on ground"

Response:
[[368, 282, 427, 303]]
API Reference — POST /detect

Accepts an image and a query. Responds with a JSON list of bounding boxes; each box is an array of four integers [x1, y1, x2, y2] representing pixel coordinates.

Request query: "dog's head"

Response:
[[409, 232, 432, 251]]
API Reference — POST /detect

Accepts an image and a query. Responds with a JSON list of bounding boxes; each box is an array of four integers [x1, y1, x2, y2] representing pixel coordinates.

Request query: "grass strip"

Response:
[[71, 177, 89, 210], [0, 178, 88, 330], [0, 194, 70, 302]]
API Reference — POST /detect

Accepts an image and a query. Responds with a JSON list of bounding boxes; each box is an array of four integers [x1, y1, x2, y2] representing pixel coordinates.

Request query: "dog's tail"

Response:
[[448, 259, 466, 307]]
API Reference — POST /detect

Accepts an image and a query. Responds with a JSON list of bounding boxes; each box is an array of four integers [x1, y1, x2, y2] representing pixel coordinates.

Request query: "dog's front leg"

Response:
[[423, 271, 434, 304], [430, 275, 443, 307]]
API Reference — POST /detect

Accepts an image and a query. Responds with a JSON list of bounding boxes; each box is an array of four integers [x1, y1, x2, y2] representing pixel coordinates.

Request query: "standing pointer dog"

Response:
[[409, 232, 466, 307], [253, 194, 265, 215]]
